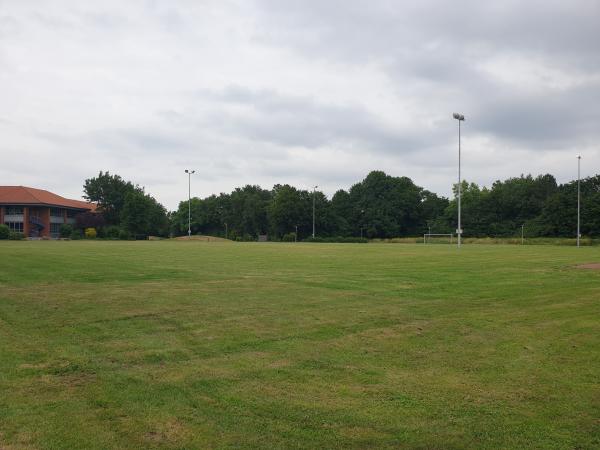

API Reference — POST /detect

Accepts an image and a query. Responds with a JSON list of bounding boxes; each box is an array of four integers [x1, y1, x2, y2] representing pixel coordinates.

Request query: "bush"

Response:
[[84, 228, 97, 239], [104, 225, 121, 239], [70, 229, 83, 240], [59, 224, 73, 238], [0, 224, 9, 240], [282, 232, 297, 242], [9, 231, 25, 240], [118, 229, 131, 240]]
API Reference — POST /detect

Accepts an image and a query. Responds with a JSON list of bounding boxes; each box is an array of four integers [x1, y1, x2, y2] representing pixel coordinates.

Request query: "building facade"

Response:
[[0, 186, 95, 238]]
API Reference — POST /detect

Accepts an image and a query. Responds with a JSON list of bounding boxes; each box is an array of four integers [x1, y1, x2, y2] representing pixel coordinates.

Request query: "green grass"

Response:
[[0, 241, 599, 449], [374, 236, 600, 246]]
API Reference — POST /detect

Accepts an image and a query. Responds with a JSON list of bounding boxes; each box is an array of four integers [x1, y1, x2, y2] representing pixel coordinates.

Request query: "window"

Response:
[[6, 207, 23, 215], [66, 209, 79, 218], [5, 221, 24, 232], [50, 223, 61, 237], [50, 208, 63, 217]]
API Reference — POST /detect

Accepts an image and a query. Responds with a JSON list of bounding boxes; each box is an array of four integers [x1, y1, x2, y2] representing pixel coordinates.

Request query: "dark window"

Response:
[[5, 221, 24, 232], [66, 210, 78, 218], [50, 223, 61, 237], [50, 208, 63, 217], [6, 207, 23, 215]]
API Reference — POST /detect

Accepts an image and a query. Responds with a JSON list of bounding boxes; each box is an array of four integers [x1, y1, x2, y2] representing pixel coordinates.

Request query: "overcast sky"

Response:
[[1, 0, 599, 210]]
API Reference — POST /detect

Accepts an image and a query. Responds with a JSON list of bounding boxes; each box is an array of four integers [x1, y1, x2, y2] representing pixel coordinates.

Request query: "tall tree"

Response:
[[83, 171, 135, 225]]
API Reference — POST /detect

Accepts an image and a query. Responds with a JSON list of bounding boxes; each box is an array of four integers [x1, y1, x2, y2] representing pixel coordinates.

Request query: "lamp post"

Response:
[[360, 209, 365, 239], [295, 224, 298, 242], [453, 113, 465, 248], [577, 155, 581, 248], [184, 169, 195, 238], [521, 224, 525, 245], [312, 185, 318, 238]]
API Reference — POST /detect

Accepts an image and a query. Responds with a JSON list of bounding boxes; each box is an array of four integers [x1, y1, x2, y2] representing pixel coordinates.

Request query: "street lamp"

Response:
[[577, 155, 581, 248], [453, 113, 465, 248], [312, 185, 318, 238], [184, 169, 195, 238]]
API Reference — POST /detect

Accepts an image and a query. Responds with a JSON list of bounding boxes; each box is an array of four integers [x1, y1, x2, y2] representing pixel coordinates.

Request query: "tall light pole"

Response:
[[453, 113, 465, 247], [360, 209, 365, 239], [184, 169, 195, 238], [312, 185, 318, 238], [577, 155, 581, 248]]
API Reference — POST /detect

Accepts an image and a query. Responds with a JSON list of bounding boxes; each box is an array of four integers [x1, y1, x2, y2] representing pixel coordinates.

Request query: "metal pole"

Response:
[[312, 186, 317, 238], [521, 224, 524, 245], [295, 225, 298, 242], [185, 169, 195, 238], [577, 155, 581, 248], [188, 172, 191, 238], [458, 119, 461, 248], [225, 222, 228, 240]]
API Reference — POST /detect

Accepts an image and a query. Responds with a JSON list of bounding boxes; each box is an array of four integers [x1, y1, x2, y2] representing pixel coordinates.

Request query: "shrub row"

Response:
[[0, 224, 25, 240]]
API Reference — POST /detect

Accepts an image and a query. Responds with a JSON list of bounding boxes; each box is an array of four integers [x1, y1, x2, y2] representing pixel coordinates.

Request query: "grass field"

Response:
[[0, 241, 599, 449]]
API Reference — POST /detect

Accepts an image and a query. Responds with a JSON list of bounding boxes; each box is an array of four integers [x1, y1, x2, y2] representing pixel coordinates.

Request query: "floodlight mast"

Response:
[[577, 156, 581, 248], [453, 113, 465, 248], [312, 186, 318, 238], [185, 169, 195, 238]]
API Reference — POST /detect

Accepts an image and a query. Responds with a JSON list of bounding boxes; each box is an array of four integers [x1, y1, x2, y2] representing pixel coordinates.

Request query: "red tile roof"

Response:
[[0, 186, 96, 210]]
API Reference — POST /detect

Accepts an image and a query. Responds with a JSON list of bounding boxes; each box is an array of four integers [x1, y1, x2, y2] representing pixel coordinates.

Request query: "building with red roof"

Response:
[[0, 186, 96, 238]]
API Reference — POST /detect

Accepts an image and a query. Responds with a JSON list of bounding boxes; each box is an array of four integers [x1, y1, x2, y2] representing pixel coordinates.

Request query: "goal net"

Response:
[[423, 233, 454, 244]]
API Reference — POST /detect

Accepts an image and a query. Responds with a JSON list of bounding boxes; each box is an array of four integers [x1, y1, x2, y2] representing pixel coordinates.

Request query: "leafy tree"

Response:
[[268, 185, 311, 238], [83, 171, 135, 224], [346, 171, 424, 238], [121, 189, 169, 236], [330, 189, 353, 236]]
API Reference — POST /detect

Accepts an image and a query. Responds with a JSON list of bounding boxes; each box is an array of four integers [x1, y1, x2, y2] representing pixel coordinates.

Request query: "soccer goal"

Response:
[[423, 233, 454, 244]]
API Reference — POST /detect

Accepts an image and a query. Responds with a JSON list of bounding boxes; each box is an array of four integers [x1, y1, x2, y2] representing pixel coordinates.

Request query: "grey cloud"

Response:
[[199, 86, 441, 154], [1, 0, 599, 210], [255, 0, 600, 66]]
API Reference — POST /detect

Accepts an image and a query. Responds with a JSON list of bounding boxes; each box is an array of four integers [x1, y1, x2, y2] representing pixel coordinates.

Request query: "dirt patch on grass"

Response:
[[144, 419, 190, 445], [576, 263, 600, 270]]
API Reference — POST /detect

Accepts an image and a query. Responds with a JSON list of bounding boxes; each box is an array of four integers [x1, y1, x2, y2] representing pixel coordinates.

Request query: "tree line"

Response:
[[81, 170, 599, 240]]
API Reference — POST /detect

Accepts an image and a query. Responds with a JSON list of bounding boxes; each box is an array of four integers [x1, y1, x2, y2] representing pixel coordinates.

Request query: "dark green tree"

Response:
[[83, 171, 135, 224], [121, 190, 168, 237]]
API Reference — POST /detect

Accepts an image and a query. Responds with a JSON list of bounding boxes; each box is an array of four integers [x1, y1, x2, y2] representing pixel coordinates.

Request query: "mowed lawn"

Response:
[[0, 241, 599, 449]]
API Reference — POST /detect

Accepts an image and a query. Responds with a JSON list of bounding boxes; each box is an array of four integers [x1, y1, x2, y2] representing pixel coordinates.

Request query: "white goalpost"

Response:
[[423, 233, 454, 244]]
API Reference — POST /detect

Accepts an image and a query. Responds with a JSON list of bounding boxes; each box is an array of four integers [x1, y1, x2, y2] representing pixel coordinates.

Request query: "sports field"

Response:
[[0, 241, 599, 449]]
